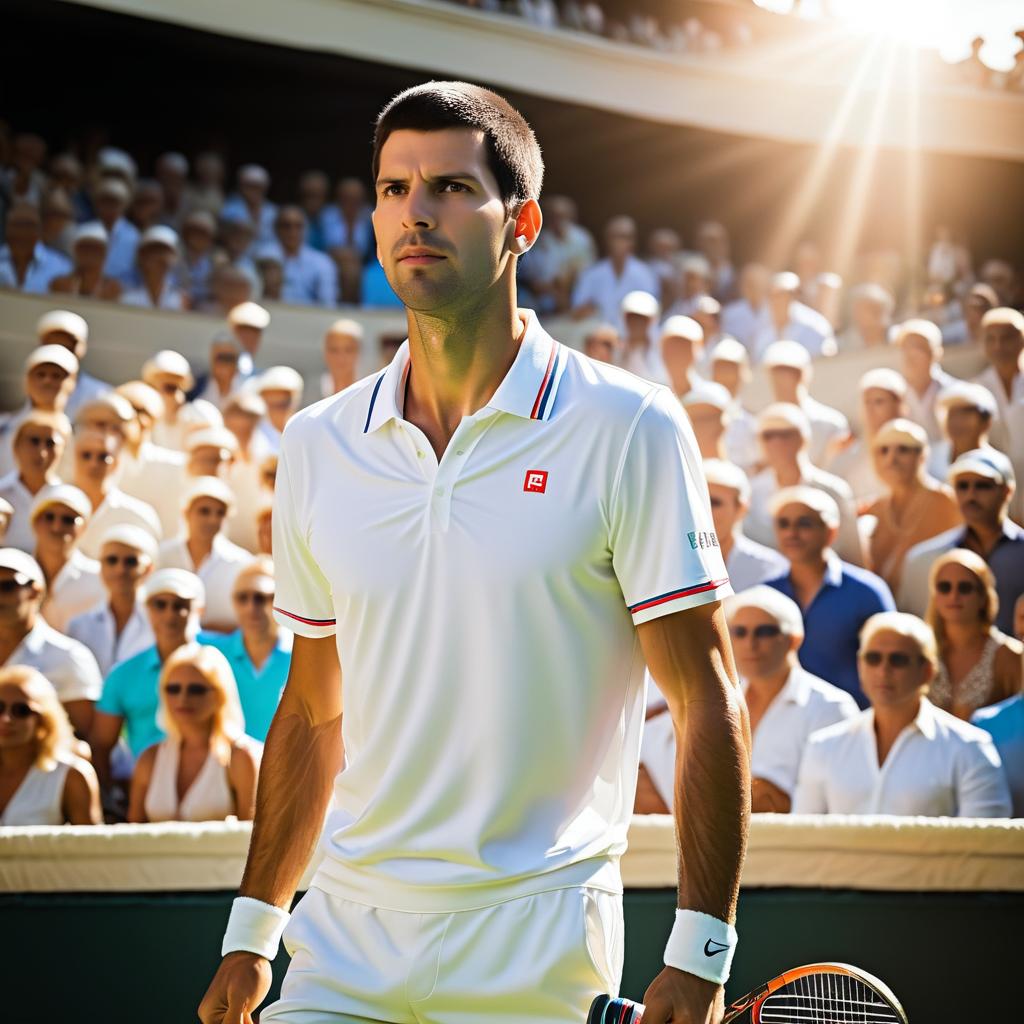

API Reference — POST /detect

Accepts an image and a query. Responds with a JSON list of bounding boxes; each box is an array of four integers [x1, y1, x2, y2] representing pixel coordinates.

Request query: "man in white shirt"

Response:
[[836, 283, 893, 353], [659, 315, 704, 396], [972, 307, 1024, 452], [120, 226, 186, 310], [226, 301, 270, 381], [703, 459, 788, 592], [793, 612, 1010, 817], [762, 340, 850, 466], [707, 338, 758, 471], [618, 290, 665, 382], [72, 429, 161, 559], [321, 319, 364, 398], [519, 194, 596, 314], [186, 428, 239, 481], [682, 383, 732, 461], [0, 547, 102, 738], [253, 366, 304, 454], [223, 393, 274, 553], [67, 524, 156, 677], [721, 262, 771, 353], [34, 310, 110, 422], [570, 215, 659, 330], [201, 82, 747, 1024], [664, 255, 713, 319], [259, 206, 337, 307], [897, 319, 959, 442], [157, 476, 252, 633], [750, 272, 836, 363]]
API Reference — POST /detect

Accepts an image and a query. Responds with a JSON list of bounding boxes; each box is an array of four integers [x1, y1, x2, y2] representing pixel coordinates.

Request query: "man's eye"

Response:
[[440, 182, 467, 193], [381, 184, 405, 197]]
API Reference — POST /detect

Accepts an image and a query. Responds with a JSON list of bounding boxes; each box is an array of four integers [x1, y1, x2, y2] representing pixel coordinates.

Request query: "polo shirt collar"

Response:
[[913, 698, 938, 740], [822, 550, 844, 588], [779, 665, 812, 707], [363, 309, 566, 434]]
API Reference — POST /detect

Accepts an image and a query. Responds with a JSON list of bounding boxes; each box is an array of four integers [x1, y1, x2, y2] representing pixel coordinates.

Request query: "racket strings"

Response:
[[758, 972, 902, 1023]]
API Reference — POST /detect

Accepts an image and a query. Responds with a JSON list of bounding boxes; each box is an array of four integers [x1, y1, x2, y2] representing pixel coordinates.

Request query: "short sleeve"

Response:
[[55, 643, 103, 703], [96, 663, 125, 715], [610, 388, 732, 625], [956, 734, 1012, 818], [271, 426, 337, 638]]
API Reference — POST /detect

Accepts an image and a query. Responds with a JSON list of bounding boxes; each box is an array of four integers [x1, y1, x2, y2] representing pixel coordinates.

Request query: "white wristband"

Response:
[[663, 908, 738, 985], [221, 897, 291, 960]]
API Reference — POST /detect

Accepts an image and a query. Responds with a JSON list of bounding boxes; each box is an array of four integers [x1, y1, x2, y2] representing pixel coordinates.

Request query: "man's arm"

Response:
[[636, 600, 750, 1024], [198, 633, 343, 1024], [87, 709, 124, 791]]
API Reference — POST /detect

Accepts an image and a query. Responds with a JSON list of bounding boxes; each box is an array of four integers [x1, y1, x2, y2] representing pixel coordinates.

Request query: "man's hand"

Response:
[[198, 952, 273, 1024], [642, 967, 725, 1023]]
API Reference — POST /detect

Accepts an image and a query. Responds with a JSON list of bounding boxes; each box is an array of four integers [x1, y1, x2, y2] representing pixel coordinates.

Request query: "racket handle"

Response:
[[587, 994, 644, 1022]]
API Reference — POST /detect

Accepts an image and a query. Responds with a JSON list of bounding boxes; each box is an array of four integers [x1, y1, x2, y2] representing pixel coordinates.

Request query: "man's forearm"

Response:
[[240, 706, 343, 909]]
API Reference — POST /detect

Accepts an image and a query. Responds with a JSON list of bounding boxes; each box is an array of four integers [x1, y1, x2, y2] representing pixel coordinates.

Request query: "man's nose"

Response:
[[401, 184, 437, 232]]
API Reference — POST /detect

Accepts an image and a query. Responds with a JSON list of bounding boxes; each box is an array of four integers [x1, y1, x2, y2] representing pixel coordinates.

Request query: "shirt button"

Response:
[[435, 486, 444, 497], [416, 450, 425, 459], [456, 450, 464, 456]]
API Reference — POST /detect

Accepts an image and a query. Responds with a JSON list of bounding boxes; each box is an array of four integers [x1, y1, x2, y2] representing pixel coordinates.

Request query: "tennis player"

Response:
[[200, 81, 750, 1024]]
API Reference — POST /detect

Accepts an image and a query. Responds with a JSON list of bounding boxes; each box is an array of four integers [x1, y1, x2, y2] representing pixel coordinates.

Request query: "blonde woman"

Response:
[[128, 643, 261, 822], [926, 549, 1023, 720], [0, 666, 101, 825], [863, 418, 961, 593]]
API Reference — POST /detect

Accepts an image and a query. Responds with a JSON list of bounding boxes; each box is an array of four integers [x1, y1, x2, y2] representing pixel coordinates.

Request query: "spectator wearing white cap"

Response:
[[120, 226, 187, 310], [664, 254, 713, 319], [92, 177, 140, 285], [570, 215, 658, 330], [254, 366, 304, 453], [67, 525, 156, 678], [226, 301, 269, 380], [764, 486, 894, 705], [691, 295, 723, 351], [186, 427, 238, 480], [837, 283, 894, 353], [221, 164, 278, 248], [0, 200, 71, 294], [681, 383, 731, 460], [154, 152, 189, 228], [721, 262, 771, 354], [708, 338, 758, 471], [750, 271, 836, 362], [192, 333, 244, 411], [900, 450, 1023, 634], [926, 382, 1001, 486], [29, 484, 103, 634], [793, 612, 1011, 818], [827, 368, 909, 505], [896, 319, 958, 442], [186, 151, 226, 219], [322, 319, 364, 398], [703, 459, 787, 592], [142, 350, 203, 452], [64, 392, 141, 484], [222, 392, 273, 554], [89, 568, 206, 791], [0, 548, 102, 738], [0, 410, 71, 553], [72, 428, 161, 560], [745, 403, 864, 565], [581, 324, 622, 366], [0, 344, 78, 479], [616, 291, 664, 383], [862, 419, 961, 594], [128, 179, 165, 234], [49, 222, 123, 301], [157, 477, 251, 633], [727, 586, 857, 811], [179, 210, 218, 307], [972, 308, 1024, 452], [658, 315, 703, 395], [259, 205, 337, 307], [34, 309, 112, 421], [942, 283, 997, 348], [0, 498, 12, 543]]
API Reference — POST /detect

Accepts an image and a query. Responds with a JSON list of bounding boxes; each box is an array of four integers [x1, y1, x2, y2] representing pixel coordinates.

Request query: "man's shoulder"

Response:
[[929, 701, 1000, 749], [972, 693, 1024, 728], [806, 709, 866, 748], [801, 670, 859, 715], [804, 397, 848, 428], [107, 645, 158, 679], [837, 560, 891, 598], [806, 465, 854, 501], [733, 533, 788, 567], [904, 526, 961, 566], [281, 373, 383, 443]]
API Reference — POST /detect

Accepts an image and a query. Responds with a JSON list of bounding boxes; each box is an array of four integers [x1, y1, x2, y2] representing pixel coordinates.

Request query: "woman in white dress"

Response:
[[127, 642, 261, 823], [0, 666, 101, 826]]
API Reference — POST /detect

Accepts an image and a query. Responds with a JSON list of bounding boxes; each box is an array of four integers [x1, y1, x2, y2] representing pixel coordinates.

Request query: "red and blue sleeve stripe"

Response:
[[274, 607, 337, 627], [628, 578, 730, 615]]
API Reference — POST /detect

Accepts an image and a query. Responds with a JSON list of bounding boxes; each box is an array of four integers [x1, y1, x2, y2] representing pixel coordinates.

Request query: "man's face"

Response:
[[769, 289, 794, 323], [32, 502, 85, 554], [25, 364, 72, 410], [240, 178, 267, 205], [872, 438, 923, 489], [944, 405, 987, 446], [0, 568, 41, 624], [153, 374, 186, 414], [223, 223, 255, 259], [146, 592, 194, 645], [338, 179, 367, 215], [983, 322, 1024, 373], [682, 270, 708, 299], [740, 264, 770, 305], [604, 219, 635, 261], [0, 681, 41, 750], [74, 435, 118, 487], [964, 295, 993, 332], [232, 324, 262, 355], [224, 408, 258, 444], [707, 483, 743, 540], [773, 502, 831, 563], [77, 408, 128, 444], [130, 186, 163, 229], [188, 445, 232, 478], [711, 360, 741, 396], [94, 193, 126, 227], [275, 210, 305, 253], [583, 329, 619, 364], [758, 426, 803, 467], [260, 389, 295, 431], [138, 243, 176, 276], [73, 239, 107, 273], [852, 297, 887, 332], [729, 606, 793, 681], [899, 334, 934, 379], [862, 388, 902, 434], [186, 497, 227, 542], [952, 472, 1008, 527], [14, 425, 63, 477], [624, 312, 653, 344], [99, 542, 151, 597], [183, 225, 214, 256], [769, 366, 802, 402], [660, 334, 696, 384], [5, 207, 40, 249], [858, 629, 930, 711], [697, 223, 728, 261], [233, 572, 275, 633], [324, 332, 361, 378], [210, 344, 240, 387], [373, 128, 513, 314], [300, 175, 328, 214], [686, 402, 726, 455]]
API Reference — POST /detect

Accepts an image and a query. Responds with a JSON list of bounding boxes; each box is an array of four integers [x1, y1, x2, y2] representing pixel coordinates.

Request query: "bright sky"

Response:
[[753, 0, 1023, 71]]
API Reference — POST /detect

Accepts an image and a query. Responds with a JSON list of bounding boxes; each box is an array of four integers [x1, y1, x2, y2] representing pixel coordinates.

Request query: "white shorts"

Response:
[[260, 885, 624, 1023]]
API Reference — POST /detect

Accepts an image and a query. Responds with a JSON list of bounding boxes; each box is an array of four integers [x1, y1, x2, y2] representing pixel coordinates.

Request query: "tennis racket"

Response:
[[587, 962, 908, 1023]]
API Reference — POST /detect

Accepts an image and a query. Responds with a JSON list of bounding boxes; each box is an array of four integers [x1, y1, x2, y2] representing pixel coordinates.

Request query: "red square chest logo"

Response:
[[524, 470, 548, 493]]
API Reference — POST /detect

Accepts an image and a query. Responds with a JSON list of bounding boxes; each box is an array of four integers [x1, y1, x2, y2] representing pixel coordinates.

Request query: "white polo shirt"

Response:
[[67, 599, 154, 677], [3, 617, 103, 703], [792, 698, 1011, 817], [157, 533, 253, 630], [744, 665, 858, 798], [41, 548, 105, 634], [272, 309, 730, 912], [0, 471, 45, 553], [77, 487, 162, 559]]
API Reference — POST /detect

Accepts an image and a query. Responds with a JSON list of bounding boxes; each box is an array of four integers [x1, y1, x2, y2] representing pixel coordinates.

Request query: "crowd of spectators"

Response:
[[1, 123, 1023, 831]]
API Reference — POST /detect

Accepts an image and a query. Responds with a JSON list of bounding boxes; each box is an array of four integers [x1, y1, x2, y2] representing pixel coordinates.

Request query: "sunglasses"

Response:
[[731, 624, 783, 640], [760, 429, 799, 442], [954, 479, 997, 492], [0, 575, 33, 593], [164, 682, 211, 697], [19, 434, 59, 448], [234, 591, 272, 606], [875, 445, 921, 457], [103, 554, 141, 569], [159, 382, 182, 395], [860, 650, 922, 668], [148, 597, 192, 613], [935, 580, 980, 596], [39, 509, 83, 528], [77, 450, 115, 464], [213, 352, 239, 364], [775, 516, 821, 531], [0, 699, 36, 718]]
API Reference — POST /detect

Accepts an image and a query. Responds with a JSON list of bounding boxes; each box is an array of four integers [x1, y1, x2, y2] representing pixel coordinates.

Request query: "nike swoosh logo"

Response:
[[704, 939, 730, 957]]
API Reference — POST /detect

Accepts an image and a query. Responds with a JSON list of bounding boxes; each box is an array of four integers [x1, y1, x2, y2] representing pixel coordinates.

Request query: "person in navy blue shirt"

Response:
[[764, 485, 895, 706]]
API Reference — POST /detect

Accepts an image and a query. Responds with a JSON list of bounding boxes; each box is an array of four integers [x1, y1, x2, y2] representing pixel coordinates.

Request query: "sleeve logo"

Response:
[[523, 469, 549, 493], [688, 530, 720, 550]]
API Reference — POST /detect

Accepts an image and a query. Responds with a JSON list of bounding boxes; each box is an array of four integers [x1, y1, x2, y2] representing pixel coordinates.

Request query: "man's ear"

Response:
[[510, 199, 542, 255]]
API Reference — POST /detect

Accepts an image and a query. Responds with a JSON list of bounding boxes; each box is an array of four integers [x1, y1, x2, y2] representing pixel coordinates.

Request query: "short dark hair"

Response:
[[372, 81, 543, 216]]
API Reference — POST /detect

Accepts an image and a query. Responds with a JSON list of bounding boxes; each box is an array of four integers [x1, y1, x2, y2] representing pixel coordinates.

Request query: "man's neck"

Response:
[[403, 294, 523, 460], [108, 591, 136, 631], [9, 245, 35, 274], [187, 535, 215, 568], [36, 547, 70, 582], [995, 363, 1019, 399], [243, 626, 278, 668], [873, 696, 921, 763], [610, 254, 628, 276], [788, 555, 828, 605], [963, 517, 1005, 556], [283, 242, 301, 258], [19, 469, 50, 494], [156, 635, 187, 662], [771, 460, 803, 487], [77, 479, 108, 510], [906, 365, 933, 396], [745, 661, 792, 704], [0, 616, 33, 663], [142, 272, 165, 302], [951, 435, 985, 460]]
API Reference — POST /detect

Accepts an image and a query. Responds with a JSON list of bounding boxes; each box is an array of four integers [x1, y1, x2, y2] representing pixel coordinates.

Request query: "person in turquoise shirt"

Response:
[[90, 568, 206, 790], [201, 557, 290, 742]]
